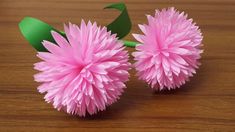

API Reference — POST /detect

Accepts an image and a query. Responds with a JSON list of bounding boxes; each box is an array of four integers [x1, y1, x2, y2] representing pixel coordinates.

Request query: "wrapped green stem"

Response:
[[123, 40, 138, 47]]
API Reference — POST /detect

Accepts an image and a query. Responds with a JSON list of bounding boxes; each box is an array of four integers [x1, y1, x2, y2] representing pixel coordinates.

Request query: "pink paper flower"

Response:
[[132, 7, 203, 90], [34, 20, 130, 116]]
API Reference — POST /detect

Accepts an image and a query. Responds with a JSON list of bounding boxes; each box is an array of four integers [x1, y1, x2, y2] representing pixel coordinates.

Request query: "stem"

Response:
[[123, 40, 138, 47]]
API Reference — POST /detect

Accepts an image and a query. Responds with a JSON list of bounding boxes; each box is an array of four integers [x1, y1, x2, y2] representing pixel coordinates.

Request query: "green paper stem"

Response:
[[123, 40, 137, 47]]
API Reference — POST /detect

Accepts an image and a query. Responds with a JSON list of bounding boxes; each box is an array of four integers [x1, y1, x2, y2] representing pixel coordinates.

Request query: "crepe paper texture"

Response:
[[34, 21, 131, 116], [18, 2, 133, 52], [132, 7, 203, 90]]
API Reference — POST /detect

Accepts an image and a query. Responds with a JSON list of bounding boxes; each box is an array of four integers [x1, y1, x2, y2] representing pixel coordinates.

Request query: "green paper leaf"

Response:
[[19, 3, 132, 52], [19, 17, 65, 52], [104, 3, 132, 39]]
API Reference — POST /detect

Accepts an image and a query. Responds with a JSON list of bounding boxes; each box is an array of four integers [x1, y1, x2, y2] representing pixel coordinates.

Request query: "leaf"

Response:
[[104, 2, 132, 39], [18, 3, 132, 52], [19, 17, 65, 52]]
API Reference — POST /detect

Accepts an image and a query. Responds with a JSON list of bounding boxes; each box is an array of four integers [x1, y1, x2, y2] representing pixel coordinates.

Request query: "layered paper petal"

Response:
[[133, 7, 203, 90], [34, 20, 130, 116]]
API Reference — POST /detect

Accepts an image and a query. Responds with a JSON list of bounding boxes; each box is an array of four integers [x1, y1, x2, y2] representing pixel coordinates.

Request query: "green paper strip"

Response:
[[19, 3, 132, 52], [123, 40, 137, 47], [104, 3, 131, 39], [19, 17, 64, 52]]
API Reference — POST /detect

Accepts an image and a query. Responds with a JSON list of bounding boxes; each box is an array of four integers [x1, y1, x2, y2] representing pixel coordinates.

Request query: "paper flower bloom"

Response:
[[132, 7, 203, 90], [34, 20, 130, 116]]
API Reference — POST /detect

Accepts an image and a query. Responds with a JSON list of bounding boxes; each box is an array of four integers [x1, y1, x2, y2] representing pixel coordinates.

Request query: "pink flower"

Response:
[[34, 20, 130, 116], [132, 7, 203, 90]]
